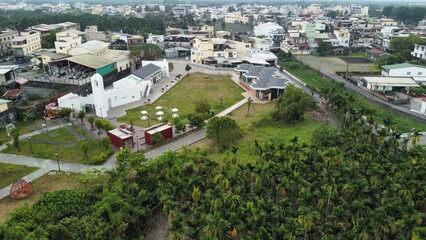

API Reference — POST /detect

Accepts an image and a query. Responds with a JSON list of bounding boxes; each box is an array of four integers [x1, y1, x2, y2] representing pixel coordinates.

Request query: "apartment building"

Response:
[[186, 25, 215, 37], [55, 30, 83, 54], [85, 25, 109, 42], [225, 12, 250, 24], [0, 30, 18, 58], [11, 32, 41, 57]]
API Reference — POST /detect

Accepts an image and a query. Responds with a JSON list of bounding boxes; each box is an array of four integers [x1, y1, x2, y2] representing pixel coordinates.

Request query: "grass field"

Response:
[[280, 61, 426, 132], [1, 126, 106, 164], [0, 163, 38, 189], [295, 55, 376, 73], [118, 72, 244, 127], [0, 119, 61, 143], [189, 102, 321, 164], [0, 172, 81, 223]]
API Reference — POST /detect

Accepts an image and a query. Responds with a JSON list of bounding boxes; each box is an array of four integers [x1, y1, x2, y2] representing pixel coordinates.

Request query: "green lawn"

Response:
[[280, 61, 426, 132], [1, 126, 106, 164], [0, 163, 38, 189], [0, 119, 61, 143], [118, 72, 244, 127], [192, 102, 321, 164]]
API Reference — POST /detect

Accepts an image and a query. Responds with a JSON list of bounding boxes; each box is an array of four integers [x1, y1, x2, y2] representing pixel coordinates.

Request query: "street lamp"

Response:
[[136, 135, 140, 151], [43, 117, 48, 132], [28, 136, 33, 155], [55, 152, 61, 172]]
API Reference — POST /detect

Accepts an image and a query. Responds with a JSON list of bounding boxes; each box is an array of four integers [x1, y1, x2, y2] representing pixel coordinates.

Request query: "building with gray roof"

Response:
[[235, 64, 291, 100]]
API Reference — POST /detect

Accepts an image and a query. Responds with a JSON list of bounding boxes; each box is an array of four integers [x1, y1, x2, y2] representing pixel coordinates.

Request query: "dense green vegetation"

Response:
[[381, 6, 426, 25], [0, 10, 165, 34], [1, 102, 425, 238], [280, 60, 426, 132]]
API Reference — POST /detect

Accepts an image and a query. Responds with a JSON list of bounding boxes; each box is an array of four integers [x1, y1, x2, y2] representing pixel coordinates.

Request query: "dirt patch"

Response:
[[0, 171, 80, 223], [339, 57, 371, 64], [143, 209, 169, 240]]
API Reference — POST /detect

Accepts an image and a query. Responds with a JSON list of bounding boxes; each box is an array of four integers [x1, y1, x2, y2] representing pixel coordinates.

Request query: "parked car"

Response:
[[5, 56, 13, 61]]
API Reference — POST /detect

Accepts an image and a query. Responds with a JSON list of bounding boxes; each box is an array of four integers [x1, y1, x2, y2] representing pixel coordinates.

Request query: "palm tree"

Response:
[[410, 130, 422, 147], [246, 97, 254, 116]]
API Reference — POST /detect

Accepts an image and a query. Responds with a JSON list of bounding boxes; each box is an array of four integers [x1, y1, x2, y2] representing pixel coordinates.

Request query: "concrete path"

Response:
[[144, 129, 207, 159]]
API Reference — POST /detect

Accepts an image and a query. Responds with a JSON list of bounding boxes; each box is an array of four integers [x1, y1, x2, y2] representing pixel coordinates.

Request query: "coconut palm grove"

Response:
[[0, 85, 425, 239]]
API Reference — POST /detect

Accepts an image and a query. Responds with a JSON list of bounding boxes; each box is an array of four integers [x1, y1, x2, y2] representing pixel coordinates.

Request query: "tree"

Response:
[[246, 97, 253, 116], [88, 116, 95, 131], [42, 30, 59, 49], [11, 129, 20, 151], [326, 10, 338, 19], [130, 43, 163, 60], [206, 116, 242, 150], [382, 6, 394, 17], [188, 113, 205, 128], [194, 98, 212, 119], [316, 40, 332, 56], [22, 112, 35, 123], [228, 6, 236, 12], [390, 35, 426, 59], [59, 108, 72, 121], [221, 21, 226, 31], [77, 110, 85, 124], [173, 118, 186, 133], [273, 84, 310, 123], [185, 64, 192, 74], [80, 141, 90, 161], [100, 136, 111, 150], [151, 132, 164, 145]]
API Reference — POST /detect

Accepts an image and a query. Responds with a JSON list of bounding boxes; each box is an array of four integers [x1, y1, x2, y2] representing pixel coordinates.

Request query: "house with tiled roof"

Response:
[[234, 64, 291, 100], [381, 63, 426, 78]]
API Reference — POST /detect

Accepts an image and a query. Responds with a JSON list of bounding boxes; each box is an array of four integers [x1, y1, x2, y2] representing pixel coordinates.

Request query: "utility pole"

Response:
[[346, 63, 349, 83]]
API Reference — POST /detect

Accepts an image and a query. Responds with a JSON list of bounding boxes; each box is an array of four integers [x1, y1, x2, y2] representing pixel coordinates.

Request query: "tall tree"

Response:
[[206, 116, 241, 150], [273, 84, 310, 123]]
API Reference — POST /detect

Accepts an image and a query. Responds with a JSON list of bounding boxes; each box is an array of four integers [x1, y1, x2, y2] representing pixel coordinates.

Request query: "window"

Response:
[[418, 72, 422, 76], [407, 72, 411, 75]]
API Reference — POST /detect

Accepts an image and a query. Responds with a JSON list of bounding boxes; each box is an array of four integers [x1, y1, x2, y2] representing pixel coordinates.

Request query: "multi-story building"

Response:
[[29, 22, 80, 39], [186, 25, 215, 37], [85, 25, 109, 42], [411, 44, 426, 60], [54, 30, 83, 54], [0, 30, 18, 58], [225, 12, 250, 24], [11, 32, 41, 57], [146, 34, 164, 47], [164, 34, 195, 49]]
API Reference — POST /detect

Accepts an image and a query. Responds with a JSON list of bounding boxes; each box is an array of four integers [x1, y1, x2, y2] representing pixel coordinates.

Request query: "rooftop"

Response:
[[363, 77, 419, 87], [381, 63, 426, 70], [66, 54, 114, 69], [108, 128, 133, 140], [235, 64, 290, 90], [146, 124, 172, 135], [132, 64, 162, 80]]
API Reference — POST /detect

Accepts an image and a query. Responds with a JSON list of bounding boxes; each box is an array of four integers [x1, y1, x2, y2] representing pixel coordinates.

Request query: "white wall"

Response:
[[90, 73, 152, 118], [58, 93, 94, 112], [388, 67, 426, 78], [142, 59, 170, 77], [254, 23, 284, 37]]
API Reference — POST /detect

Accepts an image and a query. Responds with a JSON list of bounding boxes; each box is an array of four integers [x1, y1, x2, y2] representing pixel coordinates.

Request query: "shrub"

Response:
[[90, 149, 113, 165], [151, 132, 164, 145], [94, 119, 116, 131]]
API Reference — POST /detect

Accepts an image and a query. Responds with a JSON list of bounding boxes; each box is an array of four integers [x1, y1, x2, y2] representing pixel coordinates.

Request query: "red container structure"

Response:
[[145, 124, 173, 145], [107, 128, 134, 149]]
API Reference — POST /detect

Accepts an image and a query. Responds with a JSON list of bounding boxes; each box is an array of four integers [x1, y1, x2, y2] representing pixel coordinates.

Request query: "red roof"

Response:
[[3, 89, 22, 99], [15, 77, 28, 85], [367, 48, 385, 55]]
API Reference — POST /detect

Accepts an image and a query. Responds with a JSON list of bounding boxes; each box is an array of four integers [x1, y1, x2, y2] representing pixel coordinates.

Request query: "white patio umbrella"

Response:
[[157, 116, 163, 121], [155, 106, 162, 110], [141, 110, 148, 114], [171, 108, 179, 112], [156, 111, 164, 116], [141, 116, 148, 120], [172, 113, 179, 118]]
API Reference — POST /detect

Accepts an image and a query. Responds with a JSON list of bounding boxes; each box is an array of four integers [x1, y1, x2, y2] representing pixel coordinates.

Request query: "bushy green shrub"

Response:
[[94, 119, 116, 131], [90, 149, 113, 165]]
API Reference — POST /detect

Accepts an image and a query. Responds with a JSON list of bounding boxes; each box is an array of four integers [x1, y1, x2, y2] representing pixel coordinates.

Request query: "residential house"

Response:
[[186, 25, 215, 37], [253, 22, 285, 50], [234, 64, 291, 100], [11, 32, 41, 57], [0, 65, 18, 85], [146, 34, 164, 47], [84, 25, 109, 42], [54, 30, 83, 54], [0, 99, 16, 128], [164, 34, 195, 49], [366, 48, 388, 61], [225, 12, 250, 24], [0, 30, 18, 58], [411, 44, 426, 60]]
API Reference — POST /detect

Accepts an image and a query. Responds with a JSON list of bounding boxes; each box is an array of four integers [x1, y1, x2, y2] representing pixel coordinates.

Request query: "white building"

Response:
[[254, 22, 284, 37], [11, 32, 41, 57], [411, 44, 426, 60], [58, 60, 169, 118], [362, 77, 419, 92], [54, 30, 82, 54], [381, 63, 426, 78], [0, 30, 18, 58], [411, 98, 426, 115], [146, 34, 164, 46]]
